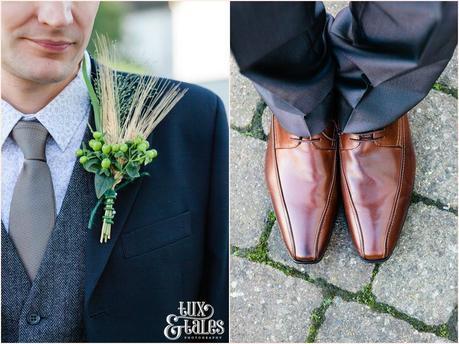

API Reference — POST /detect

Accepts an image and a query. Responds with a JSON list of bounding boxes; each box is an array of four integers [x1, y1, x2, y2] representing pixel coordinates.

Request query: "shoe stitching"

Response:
[[339, 144, 366, 257], [271, 119, 297, 258], [290, 128, 337, 259], [384, 119, 406, 257], [287, 128, 336, 260], [313, 148, 338, 259]]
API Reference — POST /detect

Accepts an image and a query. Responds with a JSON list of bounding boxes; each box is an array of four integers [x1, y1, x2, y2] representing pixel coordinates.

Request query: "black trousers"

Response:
[[231, 1, 457, 136]]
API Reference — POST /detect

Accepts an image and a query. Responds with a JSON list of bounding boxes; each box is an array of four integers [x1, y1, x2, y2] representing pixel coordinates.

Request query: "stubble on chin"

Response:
[[2, 46, 81, 86]]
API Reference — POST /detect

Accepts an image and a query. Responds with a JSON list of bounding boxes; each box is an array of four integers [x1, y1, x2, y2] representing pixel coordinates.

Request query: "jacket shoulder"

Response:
[[116, 71, 222, 118], [91, 57, 220, 112], [113, 71, 226, 144]]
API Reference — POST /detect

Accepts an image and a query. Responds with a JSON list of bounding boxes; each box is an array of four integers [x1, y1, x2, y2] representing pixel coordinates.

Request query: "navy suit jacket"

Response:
[[83, 58, 229, 342]]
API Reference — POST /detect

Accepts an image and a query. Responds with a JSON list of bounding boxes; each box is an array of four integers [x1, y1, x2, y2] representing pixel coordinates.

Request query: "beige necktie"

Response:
[[9, 120, 56, 281]]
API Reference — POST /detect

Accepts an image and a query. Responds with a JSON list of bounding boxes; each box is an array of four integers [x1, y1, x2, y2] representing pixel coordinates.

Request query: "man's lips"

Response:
[[26, 38, 74, 52]]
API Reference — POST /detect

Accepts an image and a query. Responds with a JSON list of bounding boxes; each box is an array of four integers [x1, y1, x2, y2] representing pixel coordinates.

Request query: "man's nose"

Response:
[[37, 1, 73, 28]]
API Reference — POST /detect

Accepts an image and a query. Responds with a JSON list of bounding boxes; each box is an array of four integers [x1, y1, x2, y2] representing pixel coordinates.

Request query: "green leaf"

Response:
[[83, 158, 100, 173], [113, 160, 123, 171], [95, 174, 115, 199], [114, 151, 124, 159], [82, 54, 102, 131], [125, 162, 140, 179], [98, 167, 112, 177]]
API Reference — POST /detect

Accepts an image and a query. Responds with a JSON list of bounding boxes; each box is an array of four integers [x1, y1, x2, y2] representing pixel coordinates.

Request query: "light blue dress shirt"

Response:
[[1, 65, 90, 232]]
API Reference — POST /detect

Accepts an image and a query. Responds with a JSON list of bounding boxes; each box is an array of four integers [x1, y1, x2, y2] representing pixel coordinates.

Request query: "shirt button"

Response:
[[27, 313, 41, 325]]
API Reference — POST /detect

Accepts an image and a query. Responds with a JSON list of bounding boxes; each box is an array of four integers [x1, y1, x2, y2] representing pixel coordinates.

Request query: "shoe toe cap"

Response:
[[355, 224, 399, 262], [360, 247, 390, 262], [290, 248, 323, 264]]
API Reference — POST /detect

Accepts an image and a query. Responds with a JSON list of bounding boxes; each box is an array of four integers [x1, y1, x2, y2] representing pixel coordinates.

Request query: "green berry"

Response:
[[75, 149, 84, 157], [92, 141, 102, 151], [134, 136, 143, 145], [89, 139, 96, 149], [112, 143, 120, 152], [146, 149, 158, 159], [79, 156, 88, 164], [120, 143, 128, 152], [137, 142, 148, 152], [144, 140, 150, 149], [93, 131, 103, 140], [101, 158, 111, 169], [102, 144, 111, 154]]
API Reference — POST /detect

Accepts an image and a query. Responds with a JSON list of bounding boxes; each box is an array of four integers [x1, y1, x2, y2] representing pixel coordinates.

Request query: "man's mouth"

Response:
[[26, 38, 74, 52]]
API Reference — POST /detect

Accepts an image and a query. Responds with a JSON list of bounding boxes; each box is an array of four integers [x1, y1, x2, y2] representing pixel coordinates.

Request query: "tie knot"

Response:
[[12, 120, 49, 161]]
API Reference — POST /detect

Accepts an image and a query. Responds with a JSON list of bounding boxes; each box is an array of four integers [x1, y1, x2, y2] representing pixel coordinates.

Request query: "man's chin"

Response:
[[23, 60, 77, 84]]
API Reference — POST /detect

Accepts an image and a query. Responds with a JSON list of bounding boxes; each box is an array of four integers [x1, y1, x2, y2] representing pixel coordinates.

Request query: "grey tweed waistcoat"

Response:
[[1, 126, 97, 342]]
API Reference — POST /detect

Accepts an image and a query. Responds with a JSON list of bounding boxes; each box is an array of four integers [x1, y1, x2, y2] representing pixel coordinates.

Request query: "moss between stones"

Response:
[[370, 263, 380, 283], [241, 210, 276, 262], [230, 99, 267, 141], [306, 296, 334, 343], [433, 82, 458, 99], [231, 226, 455, 342], [362, 300, 452, 339]]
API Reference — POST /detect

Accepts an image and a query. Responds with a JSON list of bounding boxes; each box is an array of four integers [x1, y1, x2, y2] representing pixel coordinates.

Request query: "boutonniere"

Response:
[[76, 36, 187, 243]]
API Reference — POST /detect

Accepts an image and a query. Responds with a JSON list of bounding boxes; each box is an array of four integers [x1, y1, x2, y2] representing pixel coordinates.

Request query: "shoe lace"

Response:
[[349, 132, 385, 142], [289, 136, 320, 143], [290, 131, 337, 145]]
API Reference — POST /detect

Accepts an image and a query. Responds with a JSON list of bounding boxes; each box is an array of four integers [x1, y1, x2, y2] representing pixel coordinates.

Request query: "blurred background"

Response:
[[88, 1, 229, 111]]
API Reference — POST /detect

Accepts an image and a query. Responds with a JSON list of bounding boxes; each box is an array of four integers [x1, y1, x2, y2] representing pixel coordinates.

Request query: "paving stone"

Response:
[[230, 256, 322, 342], [324, 1, 348, 17], [262, 106, 272, 137], [409, 90, 458, 208], [268, 208, 374, 293], [373, 203, 458, 325], [230, 55, 260, 128], [438, 47, 458, 90], [230, 130, 271, 248], [316, 297, 451, 343]]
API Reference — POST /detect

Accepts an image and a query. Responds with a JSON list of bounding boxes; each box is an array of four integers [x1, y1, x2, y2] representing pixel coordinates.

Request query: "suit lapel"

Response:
[[83, 56, 145, 307]]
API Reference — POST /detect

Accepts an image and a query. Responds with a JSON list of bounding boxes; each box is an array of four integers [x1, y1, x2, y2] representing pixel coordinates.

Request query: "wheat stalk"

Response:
[[82, 34, 188, 243], [92, 34, 188, 144]]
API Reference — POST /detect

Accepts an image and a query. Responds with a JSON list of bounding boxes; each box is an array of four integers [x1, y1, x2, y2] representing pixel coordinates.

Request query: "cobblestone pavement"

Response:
[[229, 2, 458, 342]]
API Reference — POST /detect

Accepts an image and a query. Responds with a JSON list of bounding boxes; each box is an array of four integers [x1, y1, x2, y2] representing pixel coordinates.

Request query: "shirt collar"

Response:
[[1, 60, 90, 152]]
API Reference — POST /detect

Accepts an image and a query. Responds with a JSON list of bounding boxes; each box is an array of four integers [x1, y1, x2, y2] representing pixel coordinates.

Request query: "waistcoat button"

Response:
[[27, 313, 41, 325]]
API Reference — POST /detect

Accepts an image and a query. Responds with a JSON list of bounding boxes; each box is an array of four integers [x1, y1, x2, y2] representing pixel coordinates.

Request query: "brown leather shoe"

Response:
[[265, 116, 339, 263], [339, 113, 416, 262]]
